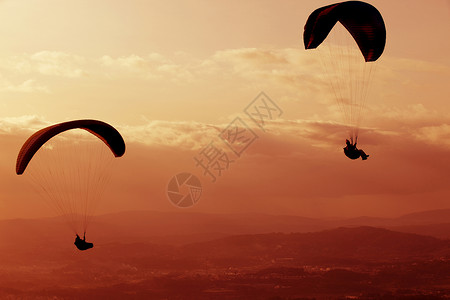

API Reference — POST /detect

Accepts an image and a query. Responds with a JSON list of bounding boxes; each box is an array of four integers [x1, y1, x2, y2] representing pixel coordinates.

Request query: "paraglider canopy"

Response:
[[304, 0, 386, 62], [16, 119, 125, 175]]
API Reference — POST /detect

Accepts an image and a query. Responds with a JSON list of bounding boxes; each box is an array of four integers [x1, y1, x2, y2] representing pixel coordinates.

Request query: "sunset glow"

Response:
[[0, 1, 449, 297], [0, 0, 448, 220]]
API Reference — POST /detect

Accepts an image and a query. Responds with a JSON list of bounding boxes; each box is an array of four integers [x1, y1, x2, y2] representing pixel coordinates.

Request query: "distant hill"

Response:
[[397, 209, 450, 224], [0, 213, 449, 300], [42, 227, 442, 271], [180, 226, 449, 267], [86, 210, 330, 244], [1, 208, 450, 250], [1, 211, 449, 299], [332, 209, 450, 239], [1, 214, 448, 268], [93, 208, 450, 241], [389, 223, 450, 239]]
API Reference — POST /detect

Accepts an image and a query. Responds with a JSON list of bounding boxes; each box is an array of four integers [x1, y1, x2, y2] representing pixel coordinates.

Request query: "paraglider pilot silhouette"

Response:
[[16, 120, 126, 251], [343, 139, 369, 160], [75, 232, 94, 250]]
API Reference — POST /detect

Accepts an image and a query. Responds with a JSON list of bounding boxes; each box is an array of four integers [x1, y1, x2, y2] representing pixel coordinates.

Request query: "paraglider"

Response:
[[74, 234, 94, 251], [303, 1, 386, 160], [16, 119, 125, 250], [343, 139, 368, 160]]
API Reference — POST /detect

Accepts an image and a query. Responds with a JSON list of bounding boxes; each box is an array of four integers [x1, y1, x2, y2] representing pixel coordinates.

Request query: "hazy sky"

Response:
[[0, 0, 449, 219]]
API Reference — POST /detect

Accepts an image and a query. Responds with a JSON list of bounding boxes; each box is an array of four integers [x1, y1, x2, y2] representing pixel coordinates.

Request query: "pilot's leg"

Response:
[[359, 149, 369, 160]]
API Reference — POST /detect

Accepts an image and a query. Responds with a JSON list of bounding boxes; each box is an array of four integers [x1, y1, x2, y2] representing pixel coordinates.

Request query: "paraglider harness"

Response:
[[343, 139, 369, 160], [74, 232, 94, 251]]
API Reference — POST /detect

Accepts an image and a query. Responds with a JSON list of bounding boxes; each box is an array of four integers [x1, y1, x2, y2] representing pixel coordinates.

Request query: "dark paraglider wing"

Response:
[[303, 1, 386, 62], [16, 119, 125, 175]]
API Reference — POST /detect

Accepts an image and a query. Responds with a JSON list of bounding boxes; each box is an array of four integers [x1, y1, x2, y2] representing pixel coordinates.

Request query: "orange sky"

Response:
[[0, 0, 449, 219]]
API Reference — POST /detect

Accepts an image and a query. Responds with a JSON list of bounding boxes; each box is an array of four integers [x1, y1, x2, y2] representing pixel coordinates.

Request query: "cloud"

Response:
[[30, 51, 87, 77], [119, 120, 221, 150], [381, 56, 450, 73], [415, 124, 450, 147], [0, 47, 446, 96], [0, 115, 49, 134], [361, 103, 450, 150], [100, 54, 151, 70], [0, 47, 447, 147], [1, 47, 443, 106], [0, 79, 49, 93], [2, 113, 450, 219], [209, 48, 323, 84], [99, 53, 195, 83], [3, 51, 87, 78], [2, 109, 449, 155], [95, 48, 326, 91], [0, 115, 220, 151]]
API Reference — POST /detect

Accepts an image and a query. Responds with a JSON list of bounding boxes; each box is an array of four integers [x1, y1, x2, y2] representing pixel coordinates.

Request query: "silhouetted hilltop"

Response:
[[180, 226, 449, 267], [91, 208, 450, 241], [397, 209, 450, 224], [1, 209, 450, 251], [390, 223, 450, 239], [0, 218, 449, 299], [90, 210, 327, 241]]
